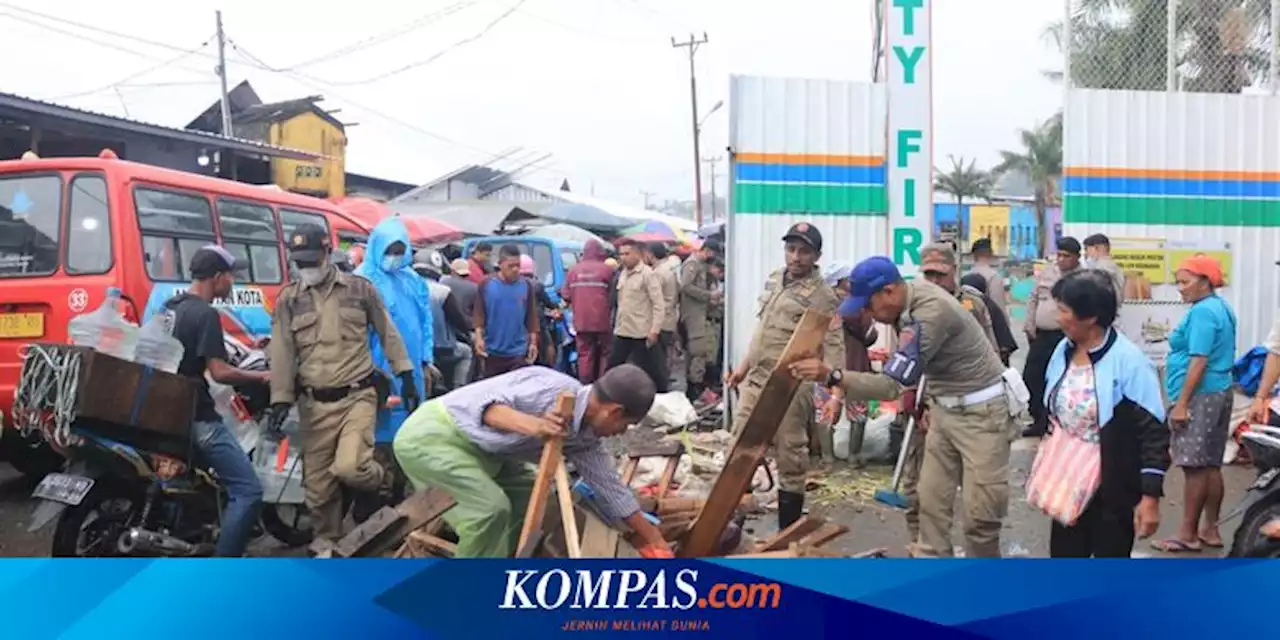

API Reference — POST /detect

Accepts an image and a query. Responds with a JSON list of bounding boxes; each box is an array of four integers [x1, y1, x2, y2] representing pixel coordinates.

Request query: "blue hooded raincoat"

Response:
[[355, 217, 434, 442]]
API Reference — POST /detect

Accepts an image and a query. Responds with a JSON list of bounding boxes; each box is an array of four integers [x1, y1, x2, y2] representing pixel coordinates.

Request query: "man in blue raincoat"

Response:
[[354, 217, 434, 447]]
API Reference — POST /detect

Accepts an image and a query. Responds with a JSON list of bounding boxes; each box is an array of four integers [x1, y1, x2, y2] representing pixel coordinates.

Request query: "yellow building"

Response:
[[186, 81, 346, 198]]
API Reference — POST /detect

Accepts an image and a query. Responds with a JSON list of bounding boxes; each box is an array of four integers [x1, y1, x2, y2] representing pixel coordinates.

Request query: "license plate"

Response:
[[1252, 468, 1279, 491], [32, 473, 95, 506], [0, 312, 43, 339]]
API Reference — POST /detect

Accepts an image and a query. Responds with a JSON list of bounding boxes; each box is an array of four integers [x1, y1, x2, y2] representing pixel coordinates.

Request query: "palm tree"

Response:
[[933, 156, 993, 253], [1045, 0, 1271, 93], [994, 114, 1063, 257]]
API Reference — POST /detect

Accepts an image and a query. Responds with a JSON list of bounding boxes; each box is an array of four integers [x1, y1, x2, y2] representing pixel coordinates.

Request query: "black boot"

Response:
[[777, 490, 805, 531]]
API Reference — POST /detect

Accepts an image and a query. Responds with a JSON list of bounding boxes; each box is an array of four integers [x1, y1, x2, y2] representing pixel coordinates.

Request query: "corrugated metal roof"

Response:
[[0, 90, 322, 160]]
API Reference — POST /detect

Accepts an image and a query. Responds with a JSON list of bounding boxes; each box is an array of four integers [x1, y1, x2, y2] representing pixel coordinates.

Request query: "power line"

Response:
[[50, 37, 214, 101], [226, 40, 499, 156], [325, 0, 529, 86], [0, 2, 205, 56], [281, 0, 483, 70]]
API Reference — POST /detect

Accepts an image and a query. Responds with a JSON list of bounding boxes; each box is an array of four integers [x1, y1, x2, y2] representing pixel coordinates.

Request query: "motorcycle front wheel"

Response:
[[1228, 498, 1280, 558], [261, 503, 314, 547], [50, 483, 140, 558]]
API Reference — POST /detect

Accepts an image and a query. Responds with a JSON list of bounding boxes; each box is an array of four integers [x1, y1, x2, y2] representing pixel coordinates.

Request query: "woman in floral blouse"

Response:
[[1043, 271, 1171, 557]]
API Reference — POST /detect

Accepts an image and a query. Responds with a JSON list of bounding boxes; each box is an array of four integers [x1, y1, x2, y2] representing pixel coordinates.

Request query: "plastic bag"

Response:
[[645, 392, 699, 428]]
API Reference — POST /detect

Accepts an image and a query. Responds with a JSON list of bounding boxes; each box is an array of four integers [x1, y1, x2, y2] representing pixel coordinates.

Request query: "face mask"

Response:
[[382, 255, 402, 272], [1083, 257, 1097, 268], [299, 267, 326, 286]]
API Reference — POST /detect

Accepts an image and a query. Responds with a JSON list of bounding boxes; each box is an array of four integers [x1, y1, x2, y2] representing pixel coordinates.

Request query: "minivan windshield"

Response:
[[0, 174, 61, 277]]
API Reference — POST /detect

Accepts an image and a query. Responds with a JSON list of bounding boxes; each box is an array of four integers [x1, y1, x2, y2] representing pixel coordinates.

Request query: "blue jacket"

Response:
[[1044, 329, 1171, 504], [355, 218, 433, 442]]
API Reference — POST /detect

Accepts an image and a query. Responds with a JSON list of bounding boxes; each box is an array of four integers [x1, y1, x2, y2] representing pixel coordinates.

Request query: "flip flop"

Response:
[[1198, 536, 1225, 549], [1151, 538, 1202, 554]]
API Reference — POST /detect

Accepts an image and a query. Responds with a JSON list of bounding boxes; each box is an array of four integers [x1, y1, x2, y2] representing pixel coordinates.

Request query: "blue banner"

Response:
[[1, 558, 1273, 638]]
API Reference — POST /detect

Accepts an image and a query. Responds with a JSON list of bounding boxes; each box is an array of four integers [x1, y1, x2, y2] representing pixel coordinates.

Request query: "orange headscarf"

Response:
[[1176, 254, 1225, 287]]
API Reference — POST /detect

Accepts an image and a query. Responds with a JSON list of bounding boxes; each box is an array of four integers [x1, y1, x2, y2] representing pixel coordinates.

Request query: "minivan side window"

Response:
[[66, 175, 112, 275], [0, 174, 61, 277], [217, 199, 282, 284], [280, 209, 329, 240], [135, 187, 215, 281]]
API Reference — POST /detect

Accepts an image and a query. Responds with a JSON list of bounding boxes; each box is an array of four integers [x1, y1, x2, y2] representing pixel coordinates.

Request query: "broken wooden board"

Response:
[[405, 531, 458, 558], [337, 487, 456, 558], [579, 509, 621, 558], [750, 516, 825, 553], [515, 392, 576, 555], [678, 310, 832, 558], [799, 522, 849, 549]]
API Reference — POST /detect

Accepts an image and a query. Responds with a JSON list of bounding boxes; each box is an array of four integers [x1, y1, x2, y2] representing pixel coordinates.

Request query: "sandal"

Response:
[[1198, 536, 1225, 549], [1150, 538, 1202, 554]]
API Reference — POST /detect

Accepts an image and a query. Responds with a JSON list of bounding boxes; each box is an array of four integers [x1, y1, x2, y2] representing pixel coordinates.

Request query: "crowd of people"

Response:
[[166, 212, 1252, 559]]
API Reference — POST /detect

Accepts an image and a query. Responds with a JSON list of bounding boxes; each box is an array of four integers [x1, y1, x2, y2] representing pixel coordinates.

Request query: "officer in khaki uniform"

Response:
[[705, 256, 725, 389], [268, 224, 419, 546], [789, 256, 1016, 558], [725, 223, 843, 530], [894, 243, 1004, 549], [680, 241, 720, 400]]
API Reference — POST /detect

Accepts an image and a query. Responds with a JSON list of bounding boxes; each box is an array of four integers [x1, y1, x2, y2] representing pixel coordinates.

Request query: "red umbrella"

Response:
[[331, 197, 462, 244], [400, 215, 463, 244]]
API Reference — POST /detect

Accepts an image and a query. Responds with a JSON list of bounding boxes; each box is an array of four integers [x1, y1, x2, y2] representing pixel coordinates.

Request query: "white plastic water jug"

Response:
[[134, 312, 185, 373], [67, 287, 138, 361]]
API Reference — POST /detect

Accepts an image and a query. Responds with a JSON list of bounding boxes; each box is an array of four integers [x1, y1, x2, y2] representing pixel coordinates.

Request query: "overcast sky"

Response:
[[1, 0, 1064, 207]]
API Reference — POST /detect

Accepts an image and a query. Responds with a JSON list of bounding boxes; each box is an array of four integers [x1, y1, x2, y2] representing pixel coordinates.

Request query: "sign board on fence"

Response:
[[886, 0, 932, 274], [1115, 300, 1190, 368]]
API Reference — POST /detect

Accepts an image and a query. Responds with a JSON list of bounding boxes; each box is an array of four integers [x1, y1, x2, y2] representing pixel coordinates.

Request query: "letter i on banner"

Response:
[[887, 0, 932, 275]]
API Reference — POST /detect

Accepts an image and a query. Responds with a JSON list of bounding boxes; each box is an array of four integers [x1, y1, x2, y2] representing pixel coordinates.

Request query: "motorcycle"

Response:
[[28, 338, 312, 556], [1223, 424, 1280, 558], [554, 306, 578, 378]]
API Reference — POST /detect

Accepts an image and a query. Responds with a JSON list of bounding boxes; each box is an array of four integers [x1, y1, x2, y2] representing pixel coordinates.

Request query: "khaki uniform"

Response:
[[837, 280, 1013, 558], [733, 268, 843, 493], [706, 280, 724, 384], [270, 268, 413, 542], [614, 263, 665, 339], [680, 256, 715, 385], [901, 283, 1002, 544], [655, 257, 681, 384], [969, 262, 1009, 318]]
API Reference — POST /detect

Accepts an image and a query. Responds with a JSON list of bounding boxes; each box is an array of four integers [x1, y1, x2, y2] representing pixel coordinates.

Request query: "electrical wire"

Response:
[[280, 0, 483, 71], [0, 2, 205, 56], [324, 0, 529, 86], [50, 37, 214, 101]]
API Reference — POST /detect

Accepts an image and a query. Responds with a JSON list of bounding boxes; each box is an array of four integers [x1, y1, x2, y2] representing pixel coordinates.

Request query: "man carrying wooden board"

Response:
[[391, 364, 672, 558], [790, 257, 1025, 558], [724, 223, 845, 531]]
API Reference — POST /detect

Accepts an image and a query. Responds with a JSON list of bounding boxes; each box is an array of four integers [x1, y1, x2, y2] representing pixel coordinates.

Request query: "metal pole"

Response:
[[1271, 0, 1279, 94], [674, 33, 709, 227], [1166, 0, 1179, 92], [704, 156, 721, 223], [215, 10, 233, 135]]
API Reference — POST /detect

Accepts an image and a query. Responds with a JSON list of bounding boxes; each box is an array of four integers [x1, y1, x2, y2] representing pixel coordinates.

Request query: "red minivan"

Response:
[[0, 151, 370, 477]]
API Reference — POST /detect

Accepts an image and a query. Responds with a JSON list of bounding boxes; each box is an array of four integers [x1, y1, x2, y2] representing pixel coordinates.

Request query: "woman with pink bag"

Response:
[[1030, 271, 1171, 557]]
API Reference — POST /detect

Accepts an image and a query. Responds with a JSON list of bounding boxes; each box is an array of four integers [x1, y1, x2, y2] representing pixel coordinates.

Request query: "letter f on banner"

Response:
[[887, 0, 932, 273]]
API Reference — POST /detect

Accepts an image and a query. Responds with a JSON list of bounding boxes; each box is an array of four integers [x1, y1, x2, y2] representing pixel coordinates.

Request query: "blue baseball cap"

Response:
[[838, 256, 901, 316]]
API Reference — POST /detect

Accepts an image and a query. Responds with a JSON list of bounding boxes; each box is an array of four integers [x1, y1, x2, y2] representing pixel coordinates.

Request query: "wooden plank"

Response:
[[799, 522, 849, 549], [620, 458, 641, 485], [342, 487, 456, 558], [678, 310, 832, 558], [725, 549, 798, 559], [554, 461, 582, 558], [515, 391, 576, 555], [579, 510, 621, 558], [751, 516, 825, 553], [627, 440, 684, 459], [407, 531, 458, 557], [656, 495, 758, 515], [656, 453, 683, 498]]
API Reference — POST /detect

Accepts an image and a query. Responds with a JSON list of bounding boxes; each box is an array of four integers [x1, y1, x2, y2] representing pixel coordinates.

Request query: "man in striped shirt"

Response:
[[392, 364, 671, 557]]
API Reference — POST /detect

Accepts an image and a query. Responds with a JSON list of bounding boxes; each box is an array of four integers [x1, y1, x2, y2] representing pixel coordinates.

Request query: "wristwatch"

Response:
[[825, 368, 843, 389]]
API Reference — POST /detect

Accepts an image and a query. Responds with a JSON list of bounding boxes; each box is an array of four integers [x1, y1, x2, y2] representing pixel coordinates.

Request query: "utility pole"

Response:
[[215, 10, 233, 136], [640, 189, 656, 210], [673, 32, 709, 227], [702, 156, 721, 223]]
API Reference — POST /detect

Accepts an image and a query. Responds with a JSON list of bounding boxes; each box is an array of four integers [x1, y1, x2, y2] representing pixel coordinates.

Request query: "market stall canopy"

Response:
[[331, 196, 388, 230], [524, 223, 609, 246], [536, 202, 633, 231], [391, 201, 541, 237]]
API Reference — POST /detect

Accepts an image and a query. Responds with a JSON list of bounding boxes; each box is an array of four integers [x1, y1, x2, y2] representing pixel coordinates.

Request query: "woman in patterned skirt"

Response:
[[1152, 255, 1237, 553]]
